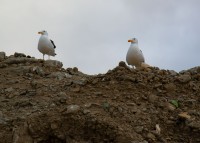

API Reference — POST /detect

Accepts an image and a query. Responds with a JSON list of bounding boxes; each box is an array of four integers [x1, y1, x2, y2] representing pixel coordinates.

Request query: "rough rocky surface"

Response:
[[0, 52, 200, 143]]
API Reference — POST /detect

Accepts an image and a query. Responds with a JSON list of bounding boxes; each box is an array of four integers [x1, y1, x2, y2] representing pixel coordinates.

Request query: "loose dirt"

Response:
[[0, 52, 200, 143]]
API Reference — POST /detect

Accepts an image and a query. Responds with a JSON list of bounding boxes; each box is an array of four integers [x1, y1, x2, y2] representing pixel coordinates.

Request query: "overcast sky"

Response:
[[0, 0, 199, 74]]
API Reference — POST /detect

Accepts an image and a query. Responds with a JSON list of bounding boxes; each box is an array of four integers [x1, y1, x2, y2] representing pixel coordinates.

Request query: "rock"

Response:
[[168, 70, 177, 76], [185, 66, 200, 74], [73, 67, 78, 72], [147, 132, 156, 141], [0, 111, 8, 125], [48, 72, 66, 80], [83, 109, 90, 114], [178, 112, 191, 120], [3, 57, 38, 65], [148, 94, 158, 103], [94, 92, 103, 96], [72, 87, 81, 92], [141, 63, 151, 68], [178, 74, 191, 83], [154, 83, 162, 88], [119, 61, 127, 68], [5, 87, 14, 93], [164, 83, 176, 92], [13, 122, 33, 143], [73, 79, 87, 85], [188, 121, 200, 130], [30, 80, 38, 89], [0, 52, 6, 60], [65, 73, 72, 78], [155, 124, 161, 135], [166, 102, 176, 111], [31, 66, 44, 76], [50, 122, 59, 130], [66, 105, 80, 114], [44, 60, 63, 68], [14, 52, 26, 57], [134, 126, 144, 133]]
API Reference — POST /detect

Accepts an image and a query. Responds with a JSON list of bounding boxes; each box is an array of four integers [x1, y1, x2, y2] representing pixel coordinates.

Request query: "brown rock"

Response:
[[178, 74, 191, 83]]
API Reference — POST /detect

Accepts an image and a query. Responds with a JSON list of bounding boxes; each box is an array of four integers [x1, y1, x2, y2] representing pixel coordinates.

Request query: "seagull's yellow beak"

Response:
[[128, 40, 133, 42], [38, 32, 42, 34]]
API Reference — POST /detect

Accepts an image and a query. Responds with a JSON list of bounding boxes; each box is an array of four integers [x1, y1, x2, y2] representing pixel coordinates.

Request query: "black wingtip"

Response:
[[50, 39, 56, 49]]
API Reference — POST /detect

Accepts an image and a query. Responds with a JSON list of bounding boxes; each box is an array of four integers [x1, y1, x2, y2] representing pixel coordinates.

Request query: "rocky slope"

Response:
[[0, 52, 200, 143]]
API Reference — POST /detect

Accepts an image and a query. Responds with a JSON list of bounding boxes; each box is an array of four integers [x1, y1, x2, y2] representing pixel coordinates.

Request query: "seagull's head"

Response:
[[38, 30, 48, 36], [128, 38, 138, 43]]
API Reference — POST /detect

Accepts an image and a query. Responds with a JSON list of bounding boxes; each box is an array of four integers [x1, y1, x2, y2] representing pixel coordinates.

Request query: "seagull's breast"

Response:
[[126, 44, 145, 67], [38, 35, 55, 56]]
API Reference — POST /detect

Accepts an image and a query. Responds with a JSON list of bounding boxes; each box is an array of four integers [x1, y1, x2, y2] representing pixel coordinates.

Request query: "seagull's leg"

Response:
[[43, 54, 44, 60]]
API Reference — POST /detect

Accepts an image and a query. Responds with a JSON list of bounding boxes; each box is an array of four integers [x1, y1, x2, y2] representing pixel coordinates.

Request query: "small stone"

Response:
[[14, 52, 26, 57], [155, 124, 161, 135], [83, 103, 92, 108], [65, 73, 72, 78], [44, 60, 63, 68], [71, 86, 81, 92], [94, 92, 103, 95], [30, 80, 38, 89], [66, 105, 80, 114], [119, 61, 127, 67], [134, 126, 144, 133], [169, 70, 177, 76], [164, 83, 176, 92], [147, 132, 156, 140], [0, 52, 6, 60], [83, 109, 90, 114], [48, 72, 66, 80], [32, 66, 44, 76], [73, 79, 87, 85], [188, 121, 200, 130], [141, 63, 151, 68], [92, 79, 99, 84], [148, 94, 158, 103], [166, 102, 176, 111], [178, 112, 191, 120], [73, 67, 78, 72], [154, 83, 162, 88], [51, 123, 59, 130], [5, 87, 14, 93]]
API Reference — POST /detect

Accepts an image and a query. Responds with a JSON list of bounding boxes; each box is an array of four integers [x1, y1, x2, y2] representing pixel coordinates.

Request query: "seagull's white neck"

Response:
[[131, 42, 138, 46], [42, 33, 48, 36]]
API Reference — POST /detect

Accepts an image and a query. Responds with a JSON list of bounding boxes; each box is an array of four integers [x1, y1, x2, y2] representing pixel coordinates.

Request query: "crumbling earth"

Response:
[[0, 52, 200, 143]]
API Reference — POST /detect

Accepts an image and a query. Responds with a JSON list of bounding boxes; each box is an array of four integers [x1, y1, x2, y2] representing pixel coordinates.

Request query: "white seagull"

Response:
[[126, 38, 145, 68], [38, 30, 56, 60]]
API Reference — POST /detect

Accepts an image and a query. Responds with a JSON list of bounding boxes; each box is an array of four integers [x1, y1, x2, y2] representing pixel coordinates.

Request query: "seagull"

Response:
[[126, 38, 145, 68], [38, 30, 56, 60]]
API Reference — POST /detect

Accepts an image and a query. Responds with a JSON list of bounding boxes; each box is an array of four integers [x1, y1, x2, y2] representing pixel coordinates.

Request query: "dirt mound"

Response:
[[0, 52, 200, 143]]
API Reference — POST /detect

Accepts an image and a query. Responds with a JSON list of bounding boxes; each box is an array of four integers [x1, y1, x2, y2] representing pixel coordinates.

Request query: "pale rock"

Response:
[[0, 52, 6, 60], [66, 105, 80, 114], [5, 87, 14, 93], [164, 83, 176, 92], [48, 72, 66, 80], [178, 74, 191, 83], [31, 66, 44, 75], [44, 60, 63, 68]]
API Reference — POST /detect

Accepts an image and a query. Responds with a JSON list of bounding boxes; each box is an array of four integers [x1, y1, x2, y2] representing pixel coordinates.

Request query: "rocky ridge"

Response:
[[0, 52, 200, 143]]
